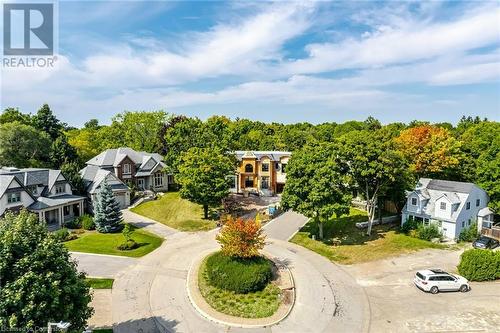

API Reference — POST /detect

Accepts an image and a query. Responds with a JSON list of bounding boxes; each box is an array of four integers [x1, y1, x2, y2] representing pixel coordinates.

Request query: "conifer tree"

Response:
[[94, 179, 123, 233]]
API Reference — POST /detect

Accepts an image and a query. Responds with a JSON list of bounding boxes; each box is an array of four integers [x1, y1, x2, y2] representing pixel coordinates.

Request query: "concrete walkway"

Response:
[[122, 209, 178, 238], [263, 211, 309, 241]]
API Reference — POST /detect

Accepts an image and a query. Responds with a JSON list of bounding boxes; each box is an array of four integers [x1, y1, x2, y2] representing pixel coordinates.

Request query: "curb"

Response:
[[186, 250, 296, 328], [69, 251, 139, 259]]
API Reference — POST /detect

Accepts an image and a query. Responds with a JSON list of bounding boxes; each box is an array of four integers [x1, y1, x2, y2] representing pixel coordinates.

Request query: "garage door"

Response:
[[114, 194, 126, 209]]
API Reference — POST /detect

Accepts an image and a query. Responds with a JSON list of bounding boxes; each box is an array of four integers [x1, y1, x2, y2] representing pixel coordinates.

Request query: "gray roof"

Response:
[[426, 179, 476, 194], [235, 151, 291, 162], [80, 165, 129, 194], [28, 194, 85, 210], [86, 147, 164, 167], [0, 167, 64, 195], [0, 175, 17, 198]]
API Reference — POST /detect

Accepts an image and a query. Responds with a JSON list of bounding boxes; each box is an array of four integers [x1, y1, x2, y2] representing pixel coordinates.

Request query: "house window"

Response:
[[411, 197, 417, 206], [440, 202, 446, 210], [245, 164, 253, 173], [154, 173, 163, 187], [262, 163, 269, 172], [245, 176, 254, 188], [462, 221, 465, 228], [123, 163, 131, 174], [281, 164, 287, 173], [261, 176, 269, 189], [7, 192, 21, 203], [167, 175, 174, 184], [466, 202, 470, 210], [468, 219, 471, 226], [55, 185, 65, 194], [476, 199, 480, 207], [275, 162, 280, 171], [64, 206, 71, 216]]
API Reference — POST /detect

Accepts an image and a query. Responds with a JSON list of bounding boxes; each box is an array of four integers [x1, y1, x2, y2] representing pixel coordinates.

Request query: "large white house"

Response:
[[401, 178, 494, 240], [0, 167, 85, 228]]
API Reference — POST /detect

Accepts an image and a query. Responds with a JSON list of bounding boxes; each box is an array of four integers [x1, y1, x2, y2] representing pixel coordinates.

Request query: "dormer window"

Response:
[[411, 197, 417, 206], [262, 163, 269, 172], [123, 163, 131, 174], [440, 202, 447, 210], [245, 164, 253, 173], [55, 185, 65, 194], [476, 199, 480, 207], [7, 192, 21, 203]]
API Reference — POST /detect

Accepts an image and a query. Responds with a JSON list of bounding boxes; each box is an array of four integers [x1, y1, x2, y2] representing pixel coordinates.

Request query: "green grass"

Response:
[[64, 224, 163, 258], [130, 191, 216, 231], [198, 257, 281, 318], [85, 278, 114, 289], [290, 208, 446, 264]]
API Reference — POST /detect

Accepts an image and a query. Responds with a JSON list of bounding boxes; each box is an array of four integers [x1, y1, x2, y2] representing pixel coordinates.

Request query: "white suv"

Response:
[[414, 269, 470, 294]]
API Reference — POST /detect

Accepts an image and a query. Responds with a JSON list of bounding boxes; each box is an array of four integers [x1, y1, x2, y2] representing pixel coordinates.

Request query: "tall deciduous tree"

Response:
[[0, 210, 93, 330], [176, 147, 236, 219], [337, 130, 409, 235], [0, 107, 31, 125], [281, 143, 351, 239], [395, 125, 463, 179], [31, 104, 64, 140], [0, 122, 51, 167], [94, 179, 123, 233], [50, 134, 78, 168]]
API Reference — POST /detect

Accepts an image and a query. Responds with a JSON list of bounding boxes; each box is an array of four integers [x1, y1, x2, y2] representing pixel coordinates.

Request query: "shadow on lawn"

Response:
[[299, 213, 401, 246], [113, 317, 180, 333]]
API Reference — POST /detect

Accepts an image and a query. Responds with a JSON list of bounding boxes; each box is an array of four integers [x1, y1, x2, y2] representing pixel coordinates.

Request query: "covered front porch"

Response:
[[28, 195, 85, 229]]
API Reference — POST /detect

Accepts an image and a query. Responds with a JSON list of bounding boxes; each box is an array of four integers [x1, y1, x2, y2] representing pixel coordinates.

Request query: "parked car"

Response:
[[414, 269, 470, 294], [472, 236, 499, 249]]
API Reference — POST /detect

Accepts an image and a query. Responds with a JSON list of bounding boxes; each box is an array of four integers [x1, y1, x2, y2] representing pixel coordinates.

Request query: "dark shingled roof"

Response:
[[426, 179, 476, 194]]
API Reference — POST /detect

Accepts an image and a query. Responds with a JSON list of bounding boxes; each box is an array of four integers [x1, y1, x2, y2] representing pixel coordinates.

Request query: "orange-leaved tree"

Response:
[[216, 216, 266, 258], [395, 125, 463, 178]]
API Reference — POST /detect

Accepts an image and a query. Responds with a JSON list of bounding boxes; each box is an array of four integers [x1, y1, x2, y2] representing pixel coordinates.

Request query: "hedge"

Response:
[[457, 249, 500, 281], [205, 251, 272, 293]]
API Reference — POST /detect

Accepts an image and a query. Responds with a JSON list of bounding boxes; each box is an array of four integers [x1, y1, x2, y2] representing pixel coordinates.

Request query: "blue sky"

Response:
[[1, 0, 499, 126]]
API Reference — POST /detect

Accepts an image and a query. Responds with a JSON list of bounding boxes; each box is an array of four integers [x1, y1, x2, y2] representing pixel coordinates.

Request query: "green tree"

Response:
[[0, 210, 93, 330], [281, 143, 351, 239], [176, 147, 236, 219], [61, 161, 86, 195], [337, 130, 410, 235], [84, 118, 100, 129], [32, 104, 64, 140], [94, 179, 123, 233], [0, 122, 51, 167], [475, 139, 500, 212], [50, 134, 78, 168], [0, 107, 31, 125]]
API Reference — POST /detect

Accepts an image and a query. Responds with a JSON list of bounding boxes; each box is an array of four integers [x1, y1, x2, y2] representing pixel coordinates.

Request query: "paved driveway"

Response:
[[263, 211, 308, 241], [344, 248, 500, 332], [71, 252, 137, 278]]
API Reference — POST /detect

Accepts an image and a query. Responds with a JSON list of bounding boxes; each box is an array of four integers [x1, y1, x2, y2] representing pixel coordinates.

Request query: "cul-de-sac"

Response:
[[1, 1, 499, 333]]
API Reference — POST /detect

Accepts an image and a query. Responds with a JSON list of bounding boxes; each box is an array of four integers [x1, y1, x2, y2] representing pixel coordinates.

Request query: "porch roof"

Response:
[[28, 194, 85, 211]]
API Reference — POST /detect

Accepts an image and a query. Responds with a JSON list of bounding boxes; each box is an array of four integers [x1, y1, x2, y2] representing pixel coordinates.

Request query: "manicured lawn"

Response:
[[131, 191, 217, 231], [290, 208, 446, 264], [85, 278, 114, 289], [65, 224, 163, 257], [198, 257, 281, 318]]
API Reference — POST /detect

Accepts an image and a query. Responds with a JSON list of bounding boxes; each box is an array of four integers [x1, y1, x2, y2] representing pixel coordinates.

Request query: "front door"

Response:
[[137, 178, 144, 190]]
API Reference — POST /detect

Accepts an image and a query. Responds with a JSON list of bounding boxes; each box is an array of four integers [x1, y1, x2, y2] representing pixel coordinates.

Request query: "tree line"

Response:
[[0, 106, 498, 213]]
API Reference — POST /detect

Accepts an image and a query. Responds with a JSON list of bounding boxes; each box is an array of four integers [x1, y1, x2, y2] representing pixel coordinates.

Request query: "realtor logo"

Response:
[[3, 3, 54, 55]]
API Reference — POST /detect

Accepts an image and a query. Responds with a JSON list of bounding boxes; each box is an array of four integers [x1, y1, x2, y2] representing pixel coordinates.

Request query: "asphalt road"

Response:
[[263, 211, 309, 241]]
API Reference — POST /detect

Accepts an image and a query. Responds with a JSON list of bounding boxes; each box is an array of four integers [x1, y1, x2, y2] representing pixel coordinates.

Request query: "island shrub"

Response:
[[80, 214, 96, 230], [416, 224, 441, 241], [457, 249, 500, 281], [205, 251, 272, 293], [216, 216, 265, 258]]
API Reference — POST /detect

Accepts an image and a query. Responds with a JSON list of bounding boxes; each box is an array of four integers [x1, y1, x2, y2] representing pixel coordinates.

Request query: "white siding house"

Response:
[[401, 178, 491, 240]]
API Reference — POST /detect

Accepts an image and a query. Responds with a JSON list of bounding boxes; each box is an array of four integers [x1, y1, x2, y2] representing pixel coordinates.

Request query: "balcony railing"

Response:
[[481, 225, 500, 241]]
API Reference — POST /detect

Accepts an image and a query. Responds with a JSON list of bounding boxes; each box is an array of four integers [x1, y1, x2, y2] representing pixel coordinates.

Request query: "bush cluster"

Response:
[[205, 252, 273, 293], [53, 228, 77, 242], [457, 249, 500, 281], [80, 215, 96, 230], [117, 239, 139, 250], [401, 219, 441, 241], [458, 223, 478, 242]]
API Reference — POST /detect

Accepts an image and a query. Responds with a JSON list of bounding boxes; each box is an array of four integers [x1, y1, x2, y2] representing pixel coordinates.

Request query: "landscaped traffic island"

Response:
[[199, 252, 281, 318], [187, 217, 295, 327]]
